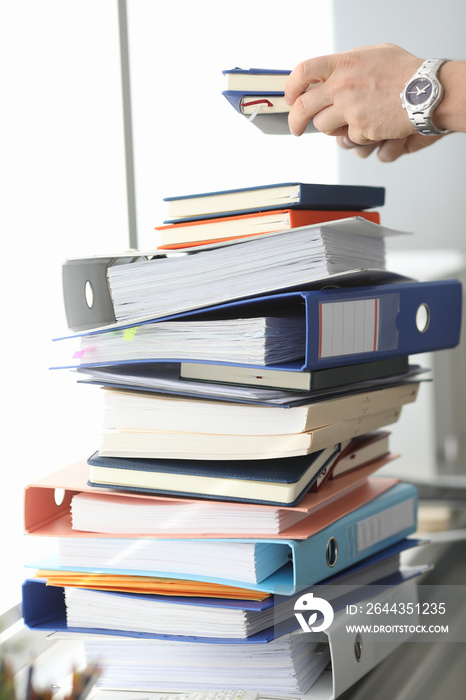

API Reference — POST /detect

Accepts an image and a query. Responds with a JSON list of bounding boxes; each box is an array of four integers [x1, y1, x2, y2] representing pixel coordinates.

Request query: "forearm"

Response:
[[434, 60, 466, 133]]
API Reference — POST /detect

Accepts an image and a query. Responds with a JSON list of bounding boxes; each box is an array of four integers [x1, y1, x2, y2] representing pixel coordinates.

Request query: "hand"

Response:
[[285, 43, 423, 144], [336, 132, 445, 162]]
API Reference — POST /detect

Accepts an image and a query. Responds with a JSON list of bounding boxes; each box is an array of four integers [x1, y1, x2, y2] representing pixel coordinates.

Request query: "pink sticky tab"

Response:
[[73, 350, 85, 359]]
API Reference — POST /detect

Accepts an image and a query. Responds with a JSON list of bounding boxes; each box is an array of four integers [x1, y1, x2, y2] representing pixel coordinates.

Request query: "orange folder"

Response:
[[34, 570, 270, 600]]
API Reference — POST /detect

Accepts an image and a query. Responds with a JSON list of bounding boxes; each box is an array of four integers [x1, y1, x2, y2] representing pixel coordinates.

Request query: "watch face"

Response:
[[406, 77, 433, 105]]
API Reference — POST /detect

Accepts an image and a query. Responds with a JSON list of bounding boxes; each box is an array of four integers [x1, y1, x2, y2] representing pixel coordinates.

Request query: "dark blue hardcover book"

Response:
[[222, 90, 318, 135], [86, 443, 343, 506], [163, 182, 385, 222]]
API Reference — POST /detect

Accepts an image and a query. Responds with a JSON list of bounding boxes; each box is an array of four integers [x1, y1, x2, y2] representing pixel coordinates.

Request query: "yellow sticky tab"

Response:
[[123, 327, 137, 341]]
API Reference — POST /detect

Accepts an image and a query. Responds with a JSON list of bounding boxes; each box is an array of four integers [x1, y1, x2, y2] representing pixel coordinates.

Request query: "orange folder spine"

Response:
[[155, 209, 381, 250]]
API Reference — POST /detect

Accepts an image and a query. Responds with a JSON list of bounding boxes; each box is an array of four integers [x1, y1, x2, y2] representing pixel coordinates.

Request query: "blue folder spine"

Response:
[[54, 278, 462, 373]]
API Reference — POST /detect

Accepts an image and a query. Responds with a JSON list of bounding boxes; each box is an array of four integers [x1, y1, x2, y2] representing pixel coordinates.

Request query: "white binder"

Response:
[[302, 576, 420, 699]]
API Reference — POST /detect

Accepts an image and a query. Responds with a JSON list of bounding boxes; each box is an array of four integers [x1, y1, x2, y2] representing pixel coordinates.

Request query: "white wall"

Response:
[[1, 0, 128, 611], [332, 0, 466, 479], [2, 0, 336, 610], [126, 0, 337, 250], [333, 0, 466, 252]]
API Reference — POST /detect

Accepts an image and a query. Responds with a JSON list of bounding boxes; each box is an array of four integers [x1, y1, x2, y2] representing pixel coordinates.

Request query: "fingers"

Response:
[[312, 105, 347, 135], [336, 135, 382, 159], [403, 133, 444, 154], [336, 133, 444, 163], [376, 139, 410, 162], [285, 54, 339, 105], [337, 135, 407, 162], [377, 133, 444, 161], [287, 84, 333, 136]]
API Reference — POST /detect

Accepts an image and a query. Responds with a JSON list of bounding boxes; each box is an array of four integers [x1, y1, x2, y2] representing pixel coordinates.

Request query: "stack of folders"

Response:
[[24, 181, 463, 698]]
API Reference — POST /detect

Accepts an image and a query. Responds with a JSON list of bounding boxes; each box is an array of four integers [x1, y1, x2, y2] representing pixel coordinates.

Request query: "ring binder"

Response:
[[62, 254, 144, 331]]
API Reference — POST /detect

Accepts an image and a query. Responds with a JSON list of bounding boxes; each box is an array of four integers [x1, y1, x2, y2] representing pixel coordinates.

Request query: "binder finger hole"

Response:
[[354, 633, 363, 662], [85, 280, 94, 309], [54, 488, 65, 506], [415, 303, 430, 333], [326, 537, 338, 567]]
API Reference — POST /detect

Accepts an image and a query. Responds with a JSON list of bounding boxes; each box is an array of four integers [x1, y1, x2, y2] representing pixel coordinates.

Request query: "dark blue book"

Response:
[[222, 90, 317, 135], [163, 182, 385, 222], [86, 443, 343, 505]]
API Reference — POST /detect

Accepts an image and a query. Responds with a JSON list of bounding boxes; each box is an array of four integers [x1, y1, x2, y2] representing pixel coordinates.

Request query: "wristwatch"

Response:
[[400, 58, 451, 135]]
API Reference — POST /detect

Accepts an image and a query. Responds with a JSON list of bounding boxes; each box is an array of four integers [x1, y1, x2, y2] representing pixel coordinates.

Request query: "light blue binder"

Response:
[[28, 483, 417, 595]]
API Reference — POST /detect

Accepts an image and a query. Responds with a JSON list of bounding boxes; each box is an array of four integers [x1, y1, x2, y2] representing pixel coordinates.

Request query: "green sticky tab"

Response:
[[123, 327, 137, 341]]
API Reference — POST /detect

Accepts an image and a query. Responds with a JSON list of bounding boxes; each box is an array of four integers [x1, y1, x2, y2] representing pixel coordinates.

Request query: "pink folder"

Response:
[[24, 456, 399, 540]]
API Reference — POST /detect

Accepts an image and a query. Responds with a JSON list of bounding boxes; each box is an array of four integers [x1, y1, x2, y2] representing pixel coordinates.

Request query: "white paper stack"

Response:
[[83, 633, 330, 694], [106, 220, 395, 324]]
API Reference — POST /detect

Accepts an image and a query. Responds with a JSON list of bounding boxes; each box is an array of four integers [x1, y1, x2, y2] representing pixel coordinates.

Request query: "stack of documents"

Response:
[[97, 217, 396, 325], [23, 179, 463, 697]]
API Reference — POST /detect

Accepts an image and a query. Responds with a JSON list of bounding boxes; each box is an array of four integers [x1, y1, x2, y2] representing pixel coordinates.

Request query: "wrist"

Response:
[[400, 59, 452, 135]]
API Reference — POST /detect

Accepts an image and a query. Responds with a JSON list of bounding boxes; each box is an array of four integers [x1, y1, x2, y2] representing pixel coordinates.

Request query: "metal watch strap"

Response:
[[408, 58, 451, 135]]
